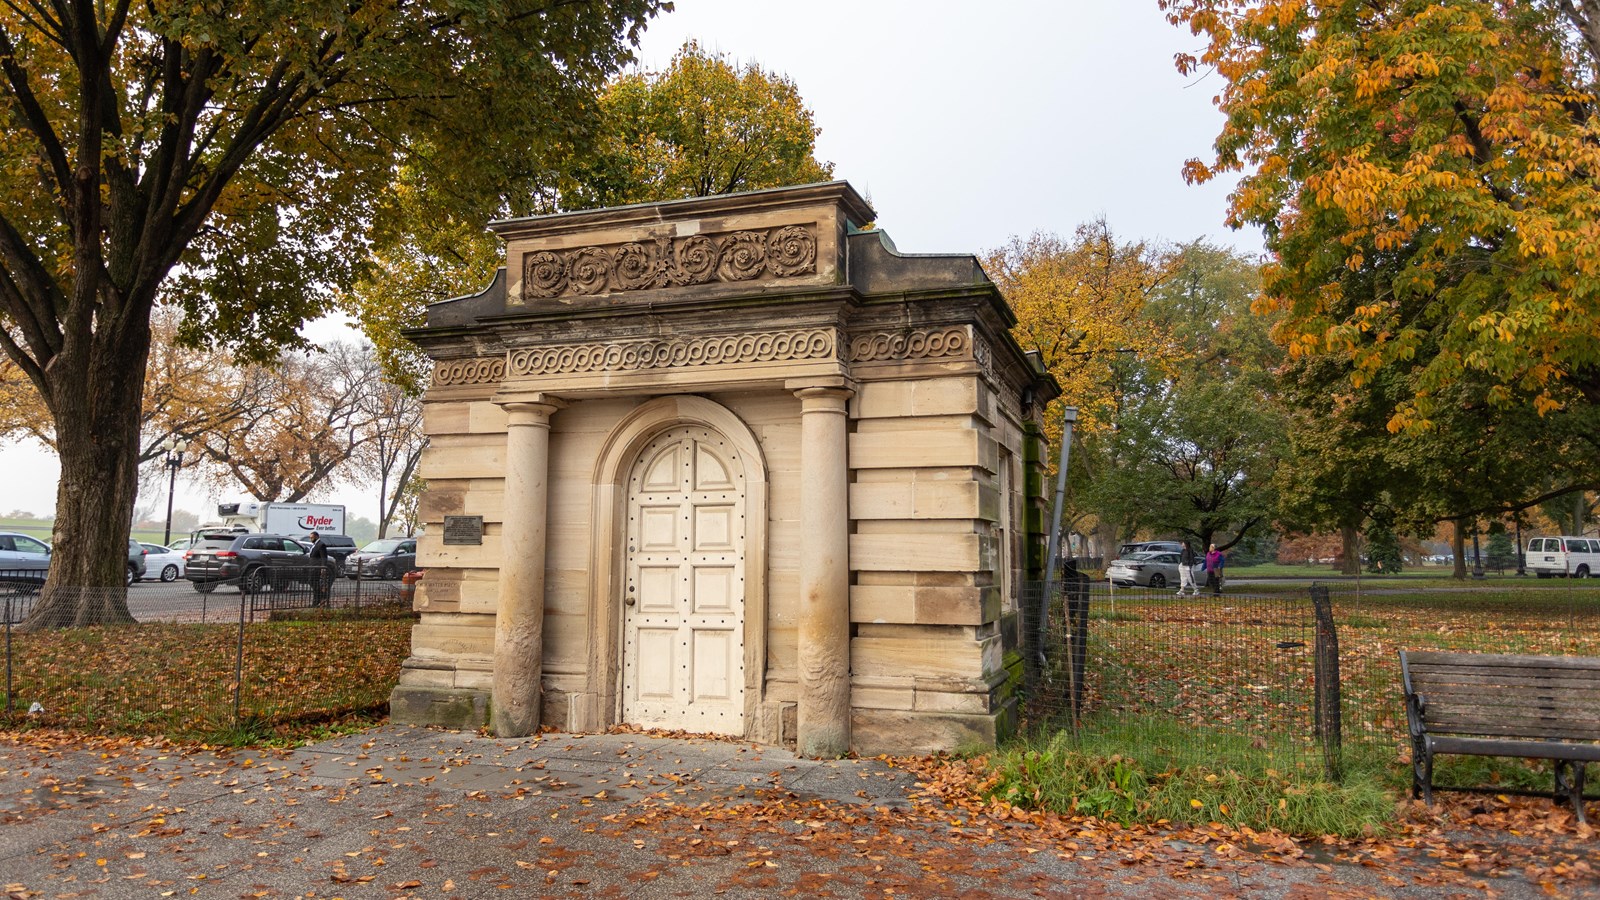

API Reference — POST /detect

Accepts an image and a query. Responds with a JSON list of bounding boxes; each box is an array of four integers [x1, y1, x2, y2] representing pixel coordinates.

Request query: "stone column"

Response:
[[491, 396, 565, 737], [795, 386, 853, 757]]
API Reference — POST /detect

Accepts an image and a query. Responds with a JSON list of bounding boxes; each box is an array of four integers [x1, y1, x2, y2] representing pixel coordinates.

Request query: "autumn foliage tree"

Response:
[[987, 222, 1185, 552], [1162, 0, 1600, 429], [2, 308, 269, 466], [0, 0, 665, 627], [193, 344, 384, 504]]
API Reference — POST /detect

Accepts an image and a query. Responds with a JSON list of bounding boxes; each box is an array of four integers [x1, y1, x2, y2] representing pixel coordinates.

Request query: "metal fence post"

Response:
[[1065, 569, 1091, 724], [4, 596, 12, 716], [234, 590, 248, 723], [1310, 584, 1343, 781]]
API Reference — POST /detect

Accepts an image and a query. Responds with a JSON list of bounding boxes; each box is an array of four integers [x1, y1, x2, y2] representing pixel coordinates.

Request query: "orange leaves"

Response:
[[1170, 0, 1600, 425]]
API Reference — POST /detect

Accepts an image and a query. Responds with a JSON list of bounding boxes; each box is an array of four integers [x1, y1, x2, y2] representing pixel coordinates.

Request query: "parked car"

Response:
[[126, 537, 147, 586], [0, 531, 51, 586], [1105, 550, 1201, 589], [184, 531, 333, 594], [139, 543, 187, 583], [344, 538, 418, 579], [1117, 540, 1186, 557], [1526, 536, 1600, 578], [166, 537, 194, 554]]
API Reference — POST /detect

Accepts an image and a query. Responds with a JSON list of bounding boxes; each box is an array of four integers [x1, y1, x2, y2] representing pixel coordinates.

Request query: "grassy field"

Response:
[[995, 583, 1600, 831], [1, 517, 192, 548], [0, 612, 413, 744]]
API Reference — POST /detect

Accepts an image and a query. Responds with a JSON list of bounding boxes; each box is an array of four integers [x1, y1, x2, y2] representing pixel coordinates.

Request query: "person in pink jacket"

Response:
[[1204, 544, 1225, 595]]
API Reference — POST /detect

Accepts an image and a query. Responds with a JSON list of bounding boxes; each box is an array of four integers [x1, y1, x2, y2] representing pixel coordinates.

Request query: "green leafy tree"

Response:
[[0, 0, 666, 627], [1083, 242, 1284, 554], [352, 40, 835, 389], [1364, 519, 1403, 574], [1485, 530, 1516, 571]]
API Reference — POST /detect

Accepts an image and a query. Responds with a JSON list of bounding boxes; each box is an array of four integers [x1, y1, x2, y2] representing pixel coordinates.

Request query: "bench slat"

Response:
[[1428, 735, 1600, 762], [1407, 672, 1600, 692], [1405, 651, 1600, 673], [1411, 687, 1600, 709], [1409, 666, 1600, 685], [1423, 718, 1600, 742]]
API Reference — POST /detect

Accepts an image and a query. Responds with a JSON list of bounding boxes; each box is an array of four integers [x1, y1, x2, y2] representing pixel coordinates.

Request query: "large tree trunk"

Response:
[[1339, 524, 1360, 575], [22, 319, 151, 630], [1451, 518, 1468, 580]]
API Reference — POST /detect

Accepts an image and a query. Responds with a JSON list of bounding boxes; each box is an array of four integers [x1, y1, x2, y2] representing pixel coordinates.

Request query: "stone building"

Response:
[[390, 182, 1058, 755]]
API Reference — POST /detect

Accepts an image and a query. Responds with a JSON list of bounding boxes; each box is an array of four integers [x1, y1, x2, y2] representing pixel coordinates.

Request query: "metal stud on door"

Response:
[[623, 426, 746, 734]]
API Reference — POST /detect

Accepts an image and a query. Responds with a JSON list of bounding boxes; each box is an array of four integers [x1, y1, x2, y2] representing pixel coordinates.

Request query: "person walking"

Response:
[[1204, 543, 1225, 595], [1177, 541, 1199, 596], [306, 531, 331, 607]]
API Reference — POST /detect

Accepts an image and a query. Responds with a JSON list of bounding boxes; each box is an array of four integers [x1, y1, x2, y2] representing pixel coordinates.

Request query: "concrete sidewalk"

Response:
[[0, 725, 1581, 898]]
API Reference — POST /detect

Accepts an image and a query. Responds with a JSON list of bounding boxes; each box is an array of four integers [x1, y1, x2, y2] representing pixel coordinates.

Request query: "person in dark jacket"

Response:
[[1177, 541, 1199, 596], [306, 531, 331, 606]]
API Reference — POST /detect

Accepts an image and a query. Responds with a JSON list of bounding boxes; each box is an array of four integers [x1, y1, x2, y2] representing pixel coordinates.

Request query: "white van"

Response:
[[1525, 536, 1600, 578]]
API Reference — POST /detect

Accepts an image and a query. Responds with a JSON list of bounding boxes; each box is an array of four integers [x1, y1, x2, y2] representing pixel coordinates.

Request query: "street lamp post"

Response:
[[162, 438, 188, 546]]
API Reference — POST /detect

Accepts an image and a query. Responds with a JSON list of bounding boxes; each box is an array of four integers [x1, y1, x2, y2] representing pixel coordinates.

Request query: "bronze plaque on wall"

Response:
[[442, 515, 484, 545]]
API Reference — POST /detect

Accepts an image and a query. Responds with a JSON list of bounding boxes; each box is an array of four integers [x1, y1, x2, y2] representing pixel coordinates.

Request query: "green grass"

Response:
[[984, 719, 1394, 836], [1230, 562, 1459, 579], [1010, 586, 1600, 833], [0, 517, 181, 547]]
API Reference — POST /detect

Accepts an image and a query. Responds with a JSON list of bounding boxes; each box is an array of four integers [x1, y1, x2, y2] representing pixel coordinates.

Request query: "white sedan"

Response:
[[1105, 551, 1204, 590], [140, 543, 187, 582]]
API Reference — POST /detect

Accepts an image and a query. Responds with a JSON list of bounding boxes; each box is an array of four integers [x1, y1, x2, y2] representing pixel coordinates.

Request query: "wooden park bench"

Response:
[[1400, 650, 1600, 823]]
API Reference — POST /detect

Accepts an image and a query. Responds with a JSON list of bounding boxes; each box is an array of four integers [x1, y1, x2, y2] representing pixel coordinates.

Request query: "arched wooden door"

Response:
[[622, 425, 746, 734]]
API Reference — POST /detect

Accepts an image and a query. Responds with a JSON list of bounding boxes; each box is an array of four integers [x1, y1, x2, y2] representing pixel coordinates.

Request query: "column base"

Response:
[[849, 701, 1017, 757], [389, 685, 491, 729]]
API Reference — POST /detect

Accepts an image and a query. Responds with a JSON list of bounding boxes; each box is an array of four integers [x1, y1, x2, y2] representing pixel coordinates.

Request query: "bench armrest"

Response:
[[1404, 690, 1427, 738]]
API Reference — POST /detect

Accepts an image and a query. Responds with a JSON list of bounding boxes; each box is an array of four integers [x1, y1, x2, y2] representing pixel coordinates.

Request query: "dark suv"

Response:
[[343, 537, 417, 579], [184, 531, 333, 594], [305, 534, 358, 570]]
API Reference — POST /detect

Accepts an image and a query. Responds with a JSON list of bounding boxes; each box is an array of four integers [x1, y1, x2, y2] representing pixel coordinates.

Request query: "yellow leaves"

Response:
[[1533, 393, 1564, 416]]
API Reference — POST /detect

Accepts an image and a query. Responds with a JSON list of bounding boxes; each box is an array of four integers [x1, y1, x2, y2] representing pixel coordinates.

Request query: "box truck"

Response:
[[215, 502, 347, 536]]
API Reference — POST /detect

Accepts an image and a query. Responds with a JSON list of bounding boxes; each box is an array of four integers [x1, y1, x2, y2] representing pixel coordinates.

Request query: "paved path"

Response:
[[0, 725, 1592, 898]]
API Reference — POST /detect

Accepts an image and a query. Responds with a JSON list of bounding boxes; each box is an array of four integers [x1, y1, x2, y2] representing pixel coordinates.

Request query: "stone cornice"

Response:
[[488, 180, 873, 241]]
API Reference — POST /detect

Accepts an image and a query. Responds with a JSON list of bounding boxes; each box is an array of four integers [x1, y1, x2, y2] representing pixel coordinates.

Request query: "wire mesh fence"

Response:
[[1022, 576, 1600, 785], [1, 567, 416, 740]]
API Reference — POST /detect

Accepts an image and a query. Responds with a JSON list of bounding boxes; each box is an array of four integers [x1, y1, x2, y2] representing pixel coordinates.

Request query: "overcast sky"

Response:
[[1, 1, 1260, 527]]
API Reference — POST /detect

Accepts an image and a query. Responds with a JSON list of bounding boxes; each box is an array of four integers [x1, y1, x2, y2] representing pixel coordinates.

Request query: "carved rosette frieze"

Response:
[[432, 356, 507, 387], [847, 326, 971, 363], [521, 225, 818, 301], [509, 328, 836, 376]]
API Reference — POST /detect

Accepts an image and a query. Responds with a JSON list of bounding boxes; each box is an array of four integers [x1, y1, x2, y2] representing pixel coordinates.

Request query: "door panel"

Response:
[[623, 426, 746, 734]]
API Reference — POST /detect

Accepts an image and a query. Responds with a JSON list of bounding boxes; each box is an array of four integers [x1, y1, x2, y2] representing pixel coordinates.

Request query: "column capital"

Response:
[[493, 392, 566, 424], [786, 375, 855, 398], [788, 377, 854, 410]]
